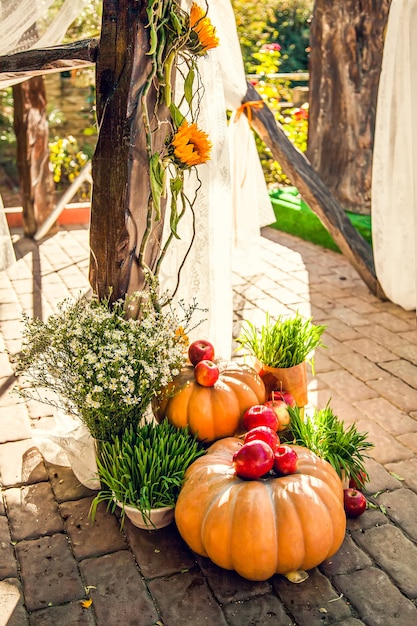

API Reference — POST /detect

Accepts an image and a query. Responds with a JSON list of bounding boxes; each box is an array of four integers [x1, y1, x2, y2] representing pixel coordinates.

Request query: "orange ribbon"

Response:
[[235, 100, 264, 123]]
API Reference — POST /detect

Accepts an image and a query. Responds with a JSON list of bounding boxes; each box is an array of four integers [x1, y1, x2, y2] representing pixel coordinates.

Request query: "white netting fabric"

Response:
[[0, 0, 88, 270], [0, 0, 89, 91], [0, 0, 86, 58], [372, 0, 417, 311], [0, 193, 15, 270], [158, 0, 274, 359]]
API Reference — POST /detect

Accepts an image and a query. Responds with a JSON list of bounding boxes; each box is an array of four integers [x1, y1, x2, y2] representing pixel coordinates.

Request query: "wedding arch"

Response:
[[0, 0, 384, 302]]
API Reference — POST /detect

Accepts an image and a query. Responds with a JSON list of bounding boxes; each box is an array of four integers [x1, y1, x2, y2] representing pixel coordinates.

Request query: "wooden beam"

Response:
[[0, 37, 385, 300], [243, 82, 385, 299], [0, 39, 99, 83]]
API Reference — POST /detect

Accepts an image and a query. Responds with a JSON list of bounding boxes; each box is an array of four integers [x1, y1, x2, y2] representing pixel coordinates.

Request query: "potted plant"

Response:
[[12, 279, 199, 486], [236, 312, 326, 406], [13, 281, 197, 442], [287, 402, 374, 489], [90, 420, 205, 529]]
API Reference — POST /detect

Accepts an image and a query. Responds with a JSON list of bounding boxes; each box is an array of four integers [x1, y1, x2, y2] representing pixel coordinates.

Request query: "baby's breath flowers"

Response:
[[14, 287, 199, 442], [172, 120, 212, 167]]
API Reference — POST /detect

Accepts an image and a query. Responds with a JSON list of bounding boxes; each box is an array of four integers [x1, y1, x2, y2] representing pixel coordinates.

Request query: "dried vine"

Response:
[[138, 0, 219, 284]]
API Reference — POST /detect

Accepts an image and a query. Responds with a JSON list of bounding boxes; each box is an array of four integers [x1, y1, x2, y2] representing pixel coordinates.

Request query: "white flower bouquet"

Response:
[[14, 285, 197, 442]]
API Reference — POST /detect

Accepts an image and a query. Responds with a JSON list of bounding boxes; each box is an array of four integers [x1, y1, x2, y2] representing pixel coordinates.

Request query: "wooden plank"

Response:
[[0, 39, 98, 83], [243, 82, 385, 298], [0, 35, 385, 300], [88, 2, 132, 301]]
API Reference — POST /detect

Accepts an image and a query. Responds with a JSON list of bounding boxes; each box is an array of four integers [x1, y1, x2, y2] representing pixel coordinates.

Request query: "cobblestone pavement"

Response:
[[1, 224, 417, 626]]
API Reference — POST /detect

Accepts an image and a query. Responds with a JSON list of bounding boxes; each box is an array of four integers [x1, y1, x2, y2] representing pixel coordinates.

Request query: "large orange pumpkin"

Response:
[[153, 361, 266, 442], [175, 437, 346, 581]]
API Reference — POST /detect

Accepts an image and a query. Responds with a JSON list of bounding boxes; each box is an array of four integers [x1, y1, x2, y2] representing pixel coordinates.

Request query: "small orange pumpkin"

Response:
[[175, 437, 346, 581], [153, 361, 266, 442]]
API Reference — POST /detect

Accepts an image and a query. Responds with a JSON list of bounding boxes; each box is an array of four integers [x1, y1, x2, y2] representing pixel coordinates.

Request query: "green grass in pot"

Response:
[[236, 312, 326, 369], [90, 420, 205, 527], [288, 403, 374, 488]]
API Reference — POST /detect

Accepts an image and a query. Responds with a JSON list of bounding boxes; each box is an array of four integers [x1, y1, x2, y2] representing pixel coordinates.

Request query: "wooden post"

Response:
[[89, 0, 170, 302], [12, 76, 56, 237]]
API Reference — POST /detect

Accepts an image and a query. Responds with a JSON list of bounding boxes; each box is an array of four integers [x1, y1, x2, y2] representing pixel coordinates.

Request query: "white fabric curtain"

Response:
[[209, 0, 274, 259], [1, 0, 274, 352], [0, 193, 15, 270], [0, 0, 87, 270], [372, 0, 417, 311], [0, 0, 86, 57], [159, 0, 274, 359]]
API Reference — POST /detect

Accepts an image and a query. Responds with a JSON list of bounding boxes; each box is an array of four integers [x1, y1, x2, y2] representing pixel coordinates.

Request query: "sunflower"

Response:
[[172, 120, 212, 167], [188, 3, 219, 56]]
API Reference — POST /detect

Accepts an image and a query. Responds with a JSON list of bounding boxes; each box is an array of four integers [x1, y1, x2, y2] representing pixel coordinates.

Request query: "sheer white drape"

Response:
[[0, 194, 15, 270], [0, 0, 87, 270], [1, 0, 274, 349], [372, 0, 417, 311], [159, 0, 274, 358], [0, 0, 87, 86], [7, 0, 274, 472]]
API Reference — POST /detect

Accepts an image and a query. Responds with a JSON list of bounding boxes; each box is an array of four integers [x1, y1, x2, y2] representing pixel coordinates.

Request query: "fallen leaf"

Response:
[[371, 490, 386, 498], [389, 472, 404, 481], [80, 598, 93, 608], [285, 570, 309, 583]]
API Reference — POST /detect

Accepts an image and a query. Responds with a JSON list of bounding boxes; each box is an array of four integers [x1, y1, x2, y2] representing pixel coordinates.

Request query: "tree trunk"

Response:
[[89, 0, 170, 303], [12, 76, 56, 237], [307, 0, 391, 215]]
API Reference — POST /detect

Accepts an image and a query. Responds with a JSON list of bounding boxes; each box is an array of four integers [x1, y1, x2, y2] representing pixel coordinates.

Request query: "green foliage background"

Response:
[[232, 0, 313, 186], [231, 0, 312, 73], [273, 0, 313, 72]]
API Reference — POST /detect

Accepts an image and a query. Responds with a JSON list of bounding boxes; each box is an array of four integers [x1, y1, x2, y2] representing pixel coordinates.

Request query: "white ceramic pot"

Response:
[[119, 503, 175, 530]]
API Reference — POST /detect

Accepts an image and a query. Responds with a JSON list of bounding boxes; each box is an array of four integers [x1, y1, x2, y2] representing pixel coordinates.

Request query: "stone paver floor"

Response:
[[1, 224, 417, 626]]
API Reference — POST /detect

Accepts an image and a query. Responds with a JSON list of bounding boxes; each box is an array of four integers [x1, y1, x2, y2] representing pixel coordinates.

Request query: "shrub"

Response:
[[272, 0, 313, 73], [48, 135, 90, 197]]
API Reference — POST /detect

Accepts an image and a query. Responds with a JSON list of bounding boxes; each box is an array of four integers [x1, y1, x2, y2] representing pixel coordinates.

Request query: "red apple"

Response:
[[270, 389, 296, 408], [233, 440, 274, 479], [188, 340, 215, 366], [343, 488, 367, 518], [264, 399, 290, 430], [243, 404, 279, 432], [348, 471, 367, 491], [244, 426, 280, 451], [273, 445, 298, 475], [194, 360, 219, 387]]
